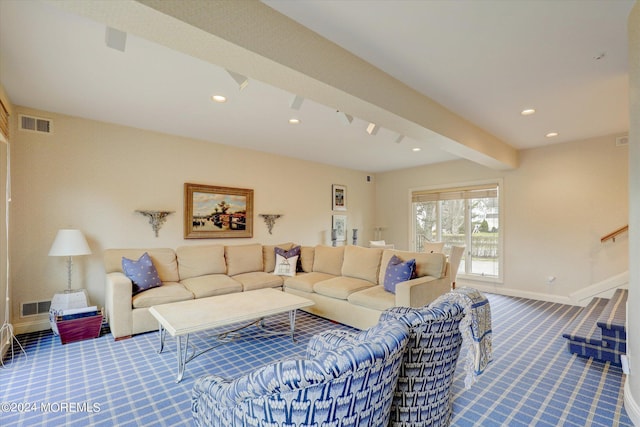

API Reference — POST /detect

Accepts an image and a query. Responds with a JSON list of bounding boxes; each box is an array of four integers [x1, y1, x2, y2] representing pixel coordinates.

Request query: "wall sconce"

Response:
[[259, 214, 282, 235], [136, 210, 174, 237]]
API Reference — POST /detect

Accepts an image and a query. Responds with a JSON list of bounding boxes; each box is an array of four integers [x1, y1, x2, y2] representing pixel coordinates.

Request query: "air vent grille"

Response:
[[19, 114, 52, 134], [21, 300, 51, 317]]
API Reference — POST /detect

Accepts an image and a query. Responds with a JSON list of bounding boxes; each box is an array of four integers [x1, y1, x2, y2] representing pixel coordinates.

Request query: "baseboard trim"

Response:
[[624, 378, 640, 426], [13, 318, 51, 335], [460, 281, 572, 305], [568, 271, 629, 306]]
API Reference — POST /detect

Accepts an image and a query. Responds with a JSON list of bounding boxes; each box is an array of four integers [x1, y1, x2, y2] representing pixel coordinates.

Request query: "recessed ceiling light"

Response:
[[289, 118, 300, 124], [211, 95, 227, 103], [521, 108, 536, 116], [412, 147, 421, 152], [545, 132, 559, 138]]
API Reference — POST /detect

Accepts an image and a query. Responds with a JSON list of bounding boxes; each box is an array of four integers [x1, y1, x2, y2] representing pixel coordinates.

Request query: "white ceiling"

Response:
[[0, 0, 634, 172]]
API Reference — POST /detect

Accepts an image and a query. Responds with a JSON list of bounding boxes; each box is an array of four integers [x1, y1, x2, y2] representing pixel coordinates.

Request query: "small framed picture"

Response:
[[332, 215, 347, 242], [332, 184, 347, 211]]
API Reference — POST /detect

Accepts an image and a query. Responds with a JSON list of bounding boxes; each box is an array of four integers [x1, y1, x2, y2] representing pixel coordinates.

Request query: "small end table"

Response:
[[49, 289, 89, 335]]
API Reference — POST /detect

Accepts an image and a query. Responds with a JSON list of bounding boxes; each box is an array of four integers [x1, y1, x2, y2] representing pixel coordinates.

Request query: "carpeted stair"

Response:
[[562, 289, 627, 365]]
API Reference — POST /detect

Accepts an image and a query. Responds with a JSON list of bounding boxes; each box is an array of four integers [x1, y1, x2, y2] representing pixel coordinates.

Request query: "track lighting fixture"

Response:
[[336, 110, 353, 126], [105, 27, 127, 52], [226, 70, 249, 90], [290, 95, 304, 110]]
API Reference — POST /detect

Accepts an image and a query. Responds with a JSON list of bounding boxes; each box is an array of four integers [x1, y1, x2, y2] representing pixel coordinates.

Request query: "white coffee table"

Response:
[[148, 288, 314, 382]]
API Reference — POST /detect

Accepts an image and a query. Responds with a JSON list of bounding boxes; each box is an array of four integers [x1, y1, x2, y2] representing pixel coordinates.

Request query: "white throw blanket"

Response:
[[433, 287, 493, 389]]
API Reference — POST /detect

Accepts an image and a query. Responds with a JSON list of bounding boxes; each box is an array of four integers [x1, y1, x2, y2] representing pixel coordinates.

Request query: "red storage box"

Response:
[[56, 314, 103, 345]]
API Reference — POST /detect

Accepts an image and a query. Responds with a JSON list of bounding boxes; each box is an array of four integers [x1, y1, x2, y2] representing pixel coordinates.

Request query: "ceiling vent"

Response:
[[616, 135, 629, 146], [19, 114, 52, 134]]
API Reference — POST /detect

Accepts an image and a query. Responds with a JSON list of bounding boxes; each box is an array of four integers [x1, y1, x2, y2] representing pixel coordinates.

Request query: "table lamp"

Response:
[[48, 229, 92, 292]]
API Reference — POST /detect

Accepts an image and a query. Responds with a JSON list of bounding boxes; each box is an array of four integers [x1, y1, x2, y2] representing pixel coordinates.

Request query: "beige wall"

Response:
[[0, 84, 11, 357], [10, 106, 375, 333], [625, 2, 639, 423], [376, 134, 629, 301]]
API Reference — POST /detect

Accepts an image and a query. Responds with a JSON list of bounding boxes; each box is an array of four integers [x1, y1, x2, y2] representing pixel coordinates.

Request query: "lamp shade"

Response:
[[48, 229, 92, 257]]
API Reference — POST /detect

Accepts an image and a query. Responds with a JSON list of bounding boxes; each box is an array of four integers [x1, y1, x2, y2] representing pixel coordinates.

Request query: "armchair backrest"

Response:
[[192, 319, 410, 427], [379, 300, 465, 427]]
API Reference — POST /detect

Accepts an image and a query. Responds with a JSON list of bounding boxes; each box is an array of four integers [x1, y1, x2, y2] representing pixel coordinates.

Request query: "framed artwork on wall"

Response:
[[332, 214, 347, 242], [332, 184, 347, 211], [184, 183, 253, 239]]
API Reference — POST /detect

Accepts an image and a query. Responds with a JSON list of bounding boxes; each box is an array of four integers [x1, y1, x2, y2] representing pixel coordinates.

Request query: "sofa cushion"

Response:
[[312, 245, 344, 276], [342, 246, 383, 284], [379, 250, 446, 285], [131, 282, 194, 308], [262, 242, 295, 273], [232, 271, 284, 291], [180, 274, 242, 299], [284, 272, 337, 293], [348, 285, 396, 311], [225, 244, 264, 276], [104, 248, 179, 282], [176, 244, 226, 280], [300, 246, 315, 273], [122, 252, 162, 295], [314, 276, 376, 300], [384, 255, 416, 294]]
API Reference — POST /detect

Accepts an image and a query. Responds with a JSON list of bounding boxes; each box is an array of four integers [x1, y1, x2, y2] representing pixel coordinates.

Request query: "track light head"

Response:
[[366, 122, 379, 135], [336, 110, 353, 126], [226, 70, 249, 90], [290, 95, 304, 110]]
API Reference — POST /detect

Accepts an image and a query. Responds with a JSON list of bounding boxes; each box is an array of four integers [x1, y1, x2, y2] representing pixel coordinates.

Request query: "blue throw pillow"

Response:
[[384, 255, 416, 294], [122, 252, 162, 295]]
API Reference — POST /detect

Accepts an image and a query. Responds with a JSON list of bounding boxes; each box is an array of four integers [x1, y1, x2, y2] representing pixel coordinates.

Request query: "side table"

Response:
[[49, 289, 89, 335]]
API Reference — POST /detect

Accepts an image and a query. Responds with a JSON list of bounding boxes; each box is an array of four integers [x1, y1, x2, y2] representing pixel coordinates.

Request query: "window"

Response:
[[411, 181, 502, 281]]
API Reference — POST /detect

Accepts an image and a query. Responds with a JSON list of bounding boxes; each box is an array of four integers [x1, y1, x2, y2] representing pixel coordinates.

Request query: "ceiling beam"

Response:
[[50, 0, 518, 170]]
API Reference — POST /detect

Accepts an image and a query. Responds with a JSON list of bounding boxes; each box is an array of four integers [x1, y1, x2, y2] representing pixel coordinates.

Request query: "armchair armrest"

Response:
[[394, 271, 451, 308], [194, 359, 325, 407], [105, 271, 134, 340], [306, 329, 359, 358]]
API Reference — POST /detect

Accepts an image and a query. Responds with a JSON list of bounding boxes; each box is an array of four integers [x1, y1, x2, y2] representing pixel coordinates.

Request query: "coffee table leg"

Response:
[[176, 334, 190, 383], [158, 324, 165, 354], [289, 309, 298, 342]]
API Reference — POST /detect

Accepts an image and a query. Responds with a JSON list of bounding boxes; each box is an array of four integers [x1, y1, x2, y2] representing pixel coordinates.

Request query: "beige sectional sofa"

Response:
[[103, 243, 450, 339]]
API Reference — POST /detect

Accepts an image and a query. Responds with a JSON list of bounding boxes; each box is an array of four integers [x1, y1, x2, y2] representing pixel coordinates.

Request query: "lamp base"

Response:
[[49, 289, 88, 335]]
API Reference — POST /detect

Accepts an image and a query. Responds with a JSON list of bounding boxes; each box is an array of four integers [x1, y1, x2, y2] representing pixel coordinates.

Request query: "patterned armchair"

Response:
[[307, 300, 466, 427], [380, 302, 465, 427], [191, 319, 410, 427]]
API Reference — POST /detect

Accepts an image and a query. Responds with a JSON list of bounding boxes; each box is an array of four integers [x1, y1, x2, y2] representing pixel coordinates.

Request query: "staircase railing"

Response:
[[601, 225, 629, 243]]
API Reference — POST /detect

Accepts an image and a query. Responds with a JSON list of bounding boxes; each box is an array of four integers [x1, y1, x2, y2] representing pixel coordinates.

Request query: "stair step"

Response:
[[562, 292, 627, 366], [562, 298, 608, 344], [597, 288, 628, 353], [596, 288, 627, 331]]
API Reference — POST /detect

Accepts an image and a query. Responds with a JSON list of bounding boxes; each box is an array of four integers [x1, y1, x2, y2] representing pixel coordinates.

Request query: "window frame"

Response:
[[409, 179, 504, 284]]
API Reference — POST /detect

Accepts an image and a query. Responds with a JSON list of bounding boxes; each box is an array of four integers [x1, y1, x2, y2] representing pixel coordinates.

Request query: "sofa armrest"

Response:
[[105, 271, 134, 340], [394, 272, 451, 308]]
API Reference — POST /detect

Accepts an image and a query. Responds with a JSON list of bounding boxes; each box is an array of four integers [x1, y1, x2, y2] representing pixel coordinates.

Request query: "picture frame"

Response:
[[332, 215, 347, 242], [332, 184, 347, 211], [184, 183, 253, 239]]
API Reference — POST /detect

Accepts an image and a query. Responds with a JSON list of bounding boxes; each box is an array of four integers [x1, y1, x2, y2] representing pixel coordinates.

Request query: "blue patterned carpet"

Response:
[[0, 293, 632, 426]]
